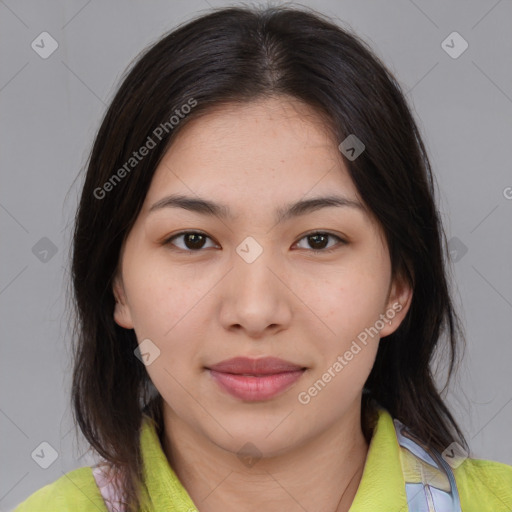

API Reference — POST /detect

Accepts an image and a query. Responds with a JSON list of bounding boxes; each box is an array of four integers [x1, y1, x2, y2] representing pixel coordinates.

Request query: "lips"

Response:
[[207, 356, 305, 375], [206, 357, 307, 401]]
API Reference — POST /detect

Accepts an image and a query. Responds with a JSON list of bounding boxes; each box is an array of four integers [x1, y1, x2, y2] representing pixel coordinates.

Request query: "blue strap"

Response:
[[393, 418, 462, 511]]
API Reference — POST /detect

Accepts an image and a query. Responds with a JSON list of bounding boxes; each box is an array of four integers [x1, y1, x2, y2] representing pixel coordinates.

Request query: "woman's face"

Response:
[[113, 96, 412, 456]]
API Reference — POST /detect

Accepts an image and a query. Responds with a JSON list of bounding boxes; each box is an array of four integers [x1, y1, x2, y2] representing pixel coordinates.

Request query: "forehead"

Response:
[[168, 96, 339, 156], [143, 97, 361, 215]]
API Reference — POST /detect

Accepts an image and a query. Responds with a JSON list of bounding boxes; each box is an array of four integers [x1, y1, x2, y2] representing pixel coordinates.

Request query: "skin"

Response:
[[112, 96, 412, 512]]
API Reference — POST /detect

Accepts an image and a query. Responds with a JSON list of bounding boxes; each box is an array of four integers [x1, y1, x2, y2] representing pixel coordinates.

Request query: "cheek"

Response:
[[312, 266, 390, 341], [124, 259, 200, 336], [301, 278, 384, 402], [129, 276, 203, 409], [123, 256, 211, 352]]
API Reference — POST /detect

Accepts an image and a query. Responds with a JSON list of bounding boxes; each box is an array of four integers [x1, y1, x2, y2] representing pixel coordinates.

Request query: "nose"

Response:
[[218, 243, 292, 338]]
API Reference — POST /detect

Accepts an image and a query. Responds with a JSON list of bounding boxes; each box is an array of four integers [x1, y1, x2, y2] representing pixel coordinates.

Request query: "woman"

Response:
[[14, 4, 512, 511]]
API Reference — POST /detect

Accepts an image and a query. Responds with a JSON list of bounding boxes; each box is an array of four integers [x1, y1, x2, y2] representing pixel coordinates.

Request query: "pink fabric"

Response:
[[92, 462, 126, 512]]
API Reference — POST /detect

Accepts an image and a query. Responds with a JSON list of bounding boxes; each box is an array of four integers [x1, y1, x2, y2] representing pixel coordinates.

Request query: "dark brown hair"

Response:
[[69, 4, 468, 510]]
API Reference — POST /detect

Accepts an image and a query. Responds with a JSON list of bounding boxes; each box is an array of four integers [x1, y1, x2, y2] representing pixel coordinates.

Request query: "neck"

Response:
[[160, 402, 371, 512]]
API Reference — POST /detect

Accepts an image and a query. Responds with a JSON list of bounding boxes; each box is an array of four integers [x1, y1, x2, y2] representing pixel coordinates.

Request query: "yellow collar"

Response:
[[137, 406, 408, 511]]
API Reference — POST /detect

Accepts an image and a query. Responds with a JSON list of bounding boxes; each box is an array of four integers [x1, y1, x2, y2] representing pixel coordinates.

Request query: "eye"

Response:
[[162, 230, 347, 254], [294, 231, 346, 253], [162, 231, 217, 252]]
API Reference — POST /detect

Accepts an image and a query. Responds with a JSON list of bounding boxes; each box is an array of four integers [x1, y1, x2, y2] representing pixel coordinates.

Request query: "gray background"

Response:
[[1, 0, 511, 509]]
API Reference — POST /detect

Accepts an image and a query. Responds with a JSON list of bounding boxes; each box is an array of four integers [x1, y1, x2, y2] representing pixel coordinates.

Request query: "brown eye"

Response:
[[162, 230, 346, 254], [294, 231, 346, 253], [163, 231, 216, 251]]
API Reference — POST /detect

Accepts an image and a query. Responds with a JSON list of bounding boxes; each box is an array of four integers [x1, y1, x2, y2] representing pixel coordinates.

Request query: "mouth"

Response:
[[205, 357, 307, 401]]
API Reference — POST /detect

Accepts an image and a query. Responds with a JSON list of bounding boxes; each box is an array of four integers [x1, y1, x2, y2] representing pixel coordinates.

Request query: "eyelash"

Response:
[[161, 230, 347, 254]]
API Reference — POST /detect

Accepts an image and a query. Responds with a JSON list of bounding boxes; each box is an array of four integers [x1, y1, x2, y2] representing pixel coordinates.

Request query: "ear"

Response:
[[112, 272, 134, 329], [378, 273, 413, 338]]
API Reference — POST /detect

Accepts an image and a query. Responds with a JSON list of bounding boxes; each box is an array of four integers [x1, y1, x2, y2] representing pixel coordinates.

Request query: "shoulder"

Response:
[[455, 456, 512, 510], [13, 466, 107, 512]]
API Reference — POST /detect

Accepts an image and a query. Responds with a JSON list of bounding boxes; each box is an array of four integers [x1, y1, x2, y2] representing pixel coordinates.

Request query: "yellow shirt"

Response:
[[13, 407, 512, 511]]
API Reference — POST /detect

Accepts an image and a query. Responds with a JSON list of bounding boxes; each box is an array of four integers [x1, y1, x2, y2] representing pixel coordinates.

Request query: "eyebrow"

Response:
[[148, 193, 365, 224]]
